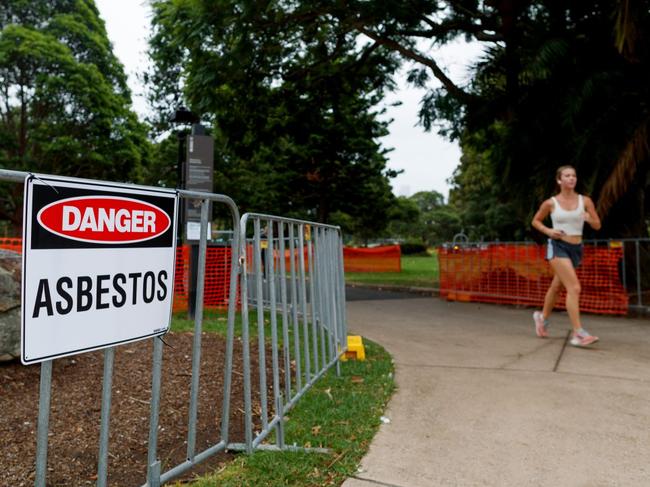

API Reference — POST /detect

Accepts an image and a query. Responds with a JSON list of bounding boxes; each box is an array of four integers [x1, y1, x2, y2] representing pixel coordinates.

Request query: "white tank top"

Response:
[[550, 195, 584, 236]]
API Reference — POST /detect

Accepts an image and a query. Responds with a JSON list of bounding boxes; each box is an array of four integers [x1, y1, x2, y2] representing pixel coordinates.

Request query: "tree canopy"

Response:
[[341, 0, 650, 239], [146, 0, 650, 239], [0, 0, 150, 230], [386, 190, 462, 245], [146, 0, 400, 231], [3, 1, 648, 242]]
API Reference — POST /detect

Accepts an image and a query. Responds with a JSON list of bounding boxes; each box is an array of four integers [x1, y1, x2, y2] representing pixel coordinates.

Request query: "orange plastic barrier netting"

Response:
[[244, 244, 311, 273], [173, 245, 235, 312], [0, 238, 22, 253], [0, 239, 235, 313], [438, 243, 628, 315], [343, 245, 401, 273]]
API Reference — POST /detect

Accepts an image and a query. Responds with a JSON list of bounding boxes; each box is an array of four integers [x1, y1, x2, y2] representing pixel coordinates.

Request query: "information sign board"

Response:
[[184, 135, 214, 222]]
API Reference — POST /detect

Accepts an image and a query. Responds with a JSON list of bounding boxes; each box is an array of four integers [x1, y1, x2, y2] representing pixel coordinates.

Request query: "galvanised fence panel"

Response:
[[235, 213, 347, 453], [0, 169, 241, 487]]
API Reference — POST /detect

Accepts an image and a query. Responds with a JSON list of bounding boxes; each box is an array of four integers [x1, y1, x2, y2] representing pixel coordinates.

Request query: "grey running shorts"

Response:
[[546, 239, 583, 268]]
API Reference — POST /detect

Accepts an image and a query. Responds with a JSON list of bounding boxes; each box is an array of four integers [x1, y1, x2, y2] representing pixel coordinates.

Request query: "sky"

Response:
[[95, 1, 483, 200]]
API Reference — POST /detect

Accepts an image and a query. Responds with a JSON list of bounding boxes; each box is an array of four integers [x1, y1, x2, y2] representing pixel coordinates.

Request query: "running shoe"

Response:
[[532, 311, 548, 338], [570, 329, 599, 347]]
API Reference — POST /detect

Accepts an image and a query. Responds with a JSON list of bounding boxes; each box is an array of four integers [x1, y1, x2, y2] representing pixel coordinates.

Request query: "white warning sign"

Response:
[[21, 175, 178, 365]]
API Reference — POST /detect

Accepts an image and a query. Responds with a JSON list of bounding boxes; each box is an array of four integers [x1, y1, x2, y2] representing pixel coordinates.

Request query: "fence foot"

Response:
[[275, 394, 285, 450], [227, 442, 331, 454]]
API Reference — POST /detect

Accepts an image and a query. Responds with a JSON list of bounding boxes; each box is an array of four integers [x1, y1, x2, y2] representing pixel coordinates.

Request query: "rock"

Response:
[[0, 249, 21, 362]]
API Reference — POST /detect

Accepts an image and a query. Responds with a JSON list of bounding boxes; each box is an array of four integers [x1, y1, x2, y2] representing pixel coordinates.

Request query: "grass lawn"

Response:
[[168, 311, 395, 487], [345, 254, 439, 288]]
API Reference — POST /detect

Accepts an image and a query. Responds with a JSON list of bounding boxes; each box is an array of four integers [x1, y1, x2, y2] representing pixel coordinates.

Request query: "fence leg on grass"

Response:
[[275, 393, 285, 450]]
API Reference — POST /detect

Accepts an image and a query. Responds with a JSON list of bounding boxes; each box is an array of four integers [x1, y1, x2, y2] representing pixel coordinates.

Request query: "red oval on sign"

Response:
[[37, 196, 171, 244]]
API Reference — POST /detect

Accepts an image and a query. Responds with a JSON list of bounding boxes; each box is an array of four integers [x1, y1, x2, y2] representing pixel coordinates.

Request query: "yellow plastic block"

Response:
[[341, 335, 366, 361]]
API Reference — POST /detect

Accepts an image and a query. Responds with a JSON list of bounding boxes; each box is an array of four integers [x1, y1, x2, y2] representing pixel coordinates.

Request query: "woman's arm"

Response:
[[583, 196, 601, 230], [532, 199, 564, 238]]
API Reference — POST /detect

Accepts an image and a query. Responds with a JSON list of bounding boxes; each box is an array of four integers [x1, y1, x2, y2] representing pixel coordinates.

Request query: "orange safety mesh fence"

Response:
[[246, 241, 313, 280], [243, 242, 311, 274], [173, 245, 235, 313], [438, 242, 628, 315], [0, 237, 22, 253], [343, 245, 401, 272], [0, 238, 235, 312]]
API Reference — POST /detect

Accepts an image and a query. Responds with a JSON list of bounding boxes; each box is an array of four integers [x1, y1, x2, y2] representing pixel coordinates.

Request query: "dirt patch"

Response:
[[0, 332, 270, 487]]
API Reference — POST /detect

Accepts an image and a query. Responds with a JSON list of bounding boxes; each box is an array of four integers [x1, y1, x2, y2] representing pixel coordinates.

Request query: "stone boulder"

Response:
[[0, 249, 21, 362]]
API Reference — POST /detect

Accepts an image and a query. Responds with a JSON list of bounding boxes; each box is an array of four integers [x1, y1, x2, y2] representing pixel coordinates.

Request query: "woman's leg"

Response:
[[542, 274, 563, 319], [549, 257, 581, 331]]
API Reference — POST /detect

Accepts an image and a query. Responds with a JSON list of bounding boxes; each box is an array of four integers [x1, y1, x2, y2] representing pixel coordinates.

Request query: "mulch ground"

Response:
[[0, 332, 271, 487]]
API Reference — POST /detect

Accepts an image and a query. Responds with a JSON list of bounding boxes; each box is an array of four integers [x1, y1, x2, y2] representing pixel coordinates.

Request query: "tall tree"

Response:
[[0, 0, 150, 231], [146, 0, 400, 232], [324, 1, 650, 238], [386, 190, 462, 244]]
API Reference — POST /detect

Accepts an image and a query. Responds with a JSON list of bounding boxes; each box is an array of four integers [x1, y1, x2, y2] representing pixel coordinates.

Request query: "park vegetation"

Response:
[[1, 1, 649, 242], [0, 0, 151, 233]]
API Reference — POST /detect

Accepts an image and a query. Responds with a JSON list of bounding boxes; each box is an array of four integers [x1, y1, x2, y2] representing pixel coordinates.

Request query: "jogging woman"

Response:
[[531, 165, 602, 347]]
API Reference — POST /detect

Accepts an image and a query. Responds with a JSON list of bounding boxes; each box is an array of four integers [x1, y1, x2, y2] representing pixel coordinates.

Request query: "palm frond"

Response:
[[520, 38, 569, 85], [597, 120, 649, 218], [614, 0, 640, 62]]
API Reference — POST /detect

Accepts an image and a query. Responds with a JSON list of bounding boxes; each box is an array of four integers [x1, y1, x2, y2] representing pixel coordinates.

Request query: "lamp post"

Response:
[[170, 106, 200, 191], [170, 106, 200, 319]]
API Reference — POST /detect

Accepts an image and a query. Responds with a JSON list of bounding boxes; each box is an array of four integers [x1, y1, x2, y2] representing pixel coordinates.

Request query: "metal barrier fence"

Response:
[[0, 169, 344, 486], [438, 239, 650, 315], [232, 213, 347, 454], [609, 238, 650, 313]]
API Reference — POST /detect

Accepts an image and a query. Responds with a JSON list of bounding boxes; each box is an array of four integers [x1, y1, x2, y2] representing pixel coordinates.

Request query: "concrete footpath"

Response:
[[341, 293, 650, 487]]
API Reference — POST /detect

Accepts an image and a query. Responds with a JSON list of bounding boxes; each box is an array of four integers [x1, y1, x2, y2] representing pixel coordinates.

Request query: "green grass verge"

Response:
[[166, 319, 394, 487], [171, 308, 241, 334], [345, 254, 439, 288]]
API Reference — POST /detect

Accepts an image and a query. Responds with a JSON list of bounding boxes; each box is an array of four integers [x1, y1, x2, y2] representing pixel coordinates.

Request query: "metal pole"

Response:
[[176, 131, 186, 245], [307, 233, 319, 376], [34, 360, 53, 487], [636, 240, 642, 307], [146, 336, 164, 487], [275, 393, 285, 450], [326, 231, 341, 376], [316, 228, 327, 370], [97, 347, 115, 487], [288, 224, 302, 391], [254, 218, 268, 429], [621, 241, 627, 291], [267, 221, 282, 436], [186, 198, 209, 460], [278, 222, 291, 402], [318, 228, 332, 367], [219, 208, 241, 445], [298, 224, 311, 383], [239, 221, 253, 454], [337, 232, 348, 350]]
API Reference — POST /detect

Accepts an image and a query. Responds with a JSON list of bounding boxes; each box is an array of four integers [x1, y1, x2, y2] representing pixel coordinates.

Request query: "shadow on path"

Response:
[[345, 285, 430, 301]]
